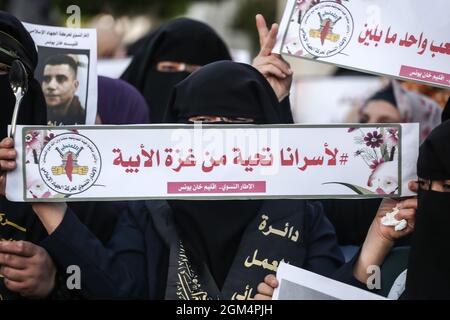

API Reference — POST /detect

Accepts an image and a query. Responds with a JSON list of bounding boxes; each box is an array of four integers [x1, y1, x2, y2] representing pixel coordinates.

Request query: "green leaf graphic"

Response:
[[381, 144, 390, 162]]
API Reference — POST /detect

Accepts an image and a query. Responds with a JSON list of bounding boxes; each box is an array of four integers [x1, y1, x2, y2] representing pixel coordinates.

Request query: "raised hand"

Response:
[[252, 14, 293, 102]]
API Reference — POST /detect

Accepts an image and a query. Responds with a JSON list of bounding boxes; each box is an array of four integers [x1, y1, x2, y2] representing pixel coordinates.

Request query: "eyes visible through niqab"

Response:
[[418, 178, 450, 192], [188, 115, 255, 124], [156, 61, 201, 74], [0, 62, 9, 74]]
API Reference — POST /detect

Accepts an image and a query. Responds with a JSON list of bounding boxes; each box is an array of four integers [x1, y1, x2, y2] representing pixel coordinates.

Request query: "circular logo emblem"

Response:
[[299, 1, 354, 58], [39, 133, 101, 195]]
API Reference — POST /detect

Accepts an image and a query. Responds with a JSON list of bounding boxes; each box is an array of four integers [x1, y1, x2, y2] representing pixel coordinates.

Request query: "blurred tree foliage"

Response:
[[0, 0, 278, 53], [232, 0, 278, 53], [49, 0, 223, 21], [0, 0, 224, 25], [47, 0, 278, 53]]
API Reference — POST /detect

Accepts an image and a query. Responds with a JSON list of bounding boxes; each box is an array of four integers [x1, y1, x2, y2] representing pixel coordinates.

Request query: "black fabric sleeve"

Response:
[[40, 208, 147, 299]]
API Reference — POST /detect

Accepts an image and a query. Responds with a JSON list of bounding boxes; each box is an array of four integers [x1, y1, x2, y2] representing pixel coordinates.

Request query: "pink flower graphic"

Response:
[[369, 158, 385, 170], [364, 131, 384, 148], [387, 128, 399, 145]]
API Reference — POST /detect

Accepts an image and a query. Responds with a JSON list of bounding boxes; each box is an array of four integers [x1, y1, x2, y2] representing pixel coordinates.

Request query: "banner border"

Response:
[[21, 124, 403, 202]]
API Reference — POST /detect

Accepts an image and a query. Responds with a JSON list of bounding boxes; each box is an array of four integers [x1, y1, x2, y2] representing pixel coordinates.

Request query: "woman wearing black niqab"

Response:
[[130, 61, 352, 300], [135, 61, 419, 300], [0, 12, 143, 300], [0, 11, 47, 137], [405, 99, 450, 299], [0, 11, 49, 300], [165, 61, 281, 290], [121, 18, 232, 123], [0, 11, 46, 229]]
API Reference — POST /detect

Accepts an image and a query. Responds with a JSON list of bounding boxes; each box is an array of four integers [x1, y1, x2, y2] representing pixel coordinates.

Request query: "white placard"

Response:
[[23, 22, 97, 125], [6, 124, 419, 202], [276, 0, 450, 88], [273, 262, 386, 300], [292, 76, 383, 123]]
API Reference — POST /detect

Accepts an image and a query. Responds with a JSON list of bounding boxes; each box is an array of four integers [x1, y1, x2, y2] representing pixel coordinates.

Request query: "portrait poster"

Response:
[[23, 22, 97, 125]]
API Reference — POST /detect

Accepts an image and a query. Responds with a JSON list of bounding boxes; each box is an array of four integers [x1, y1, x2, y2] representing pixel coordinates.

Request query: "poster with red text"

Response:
[[275, 0, 450, 88]]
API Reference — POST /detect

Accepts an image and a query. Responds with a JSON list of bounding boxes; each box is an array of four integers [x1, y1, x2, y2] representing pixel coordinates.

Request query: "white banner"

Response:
[[275, 0, 450, 88], [24, 22, 98, 125], [6, 124, 419, 202]]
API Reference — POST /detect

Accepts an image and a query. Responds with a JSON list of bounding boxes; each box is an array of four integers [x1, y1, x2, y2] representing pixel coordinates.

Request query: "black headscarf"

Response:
[[121, 18, 232, 124], [416, 123, 450, 181], [405, 116, 450, 299], [164, 61, 282, 124], [164, 61, 283, 289], [0, 12, 48, 299], [0, 11, 47, 240], [364, 83, 397, 109], [0, 11, 47, 138], [442, 96, 450, 123]]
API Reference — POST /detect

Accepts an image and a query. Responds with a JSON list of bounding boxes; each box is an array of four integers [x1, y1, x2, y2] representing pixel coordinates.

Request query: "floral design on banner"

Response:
[[326, 127, 399, 195]]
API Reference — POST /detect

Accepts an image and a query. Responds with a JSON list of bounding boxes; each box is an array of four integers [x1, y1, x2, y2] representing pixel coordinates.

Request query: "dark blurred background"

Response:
[[0, 0, 278, 55], [2, 0, 447, 122]]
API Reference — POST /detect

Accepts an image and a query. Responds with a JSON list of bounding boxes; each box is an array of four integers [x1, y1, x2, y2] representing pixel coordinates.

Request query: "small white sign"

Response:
[[273, 262, 386, 300]]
